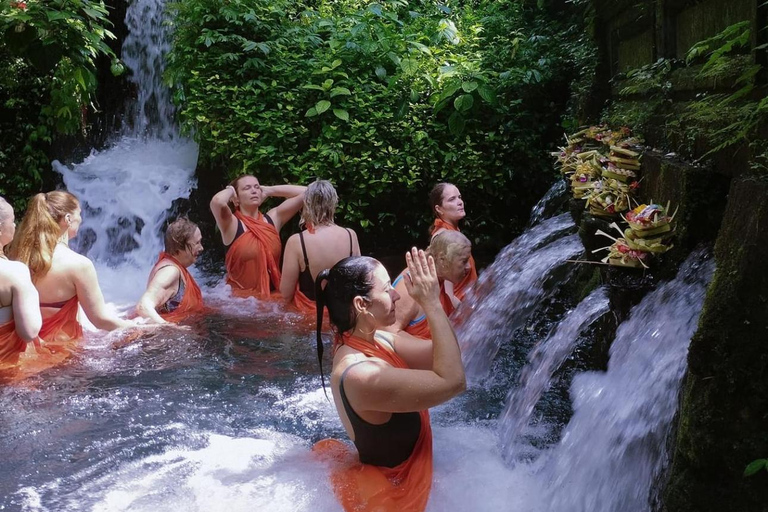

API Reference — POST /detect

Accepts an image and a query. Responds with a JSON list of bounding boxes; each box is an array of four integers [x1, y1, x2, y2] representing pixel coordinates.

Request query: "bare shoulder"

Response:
[[54, 247, 95, 277], [285, 232, 300, 250], [0, 260, 32, 283], [152, 264, 181, 285]]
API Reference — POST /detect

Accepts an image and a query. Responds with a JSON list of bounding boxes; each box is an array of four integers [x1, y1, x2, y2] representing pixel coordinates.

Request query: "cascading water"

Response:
[[456, 213, 582, 384], [498, 286, 609, 461], [542, 249, 715, 512], [52, 0, 198, 305], [121, 0, 176, 140], [528, 180, 568, 227]]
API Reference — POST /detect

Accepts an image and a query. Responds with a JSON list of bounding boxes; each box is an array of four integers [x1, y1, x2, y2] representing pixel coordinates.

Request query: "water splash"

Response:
[[456, 213, 581, 384], [543, 249, 715, 512], [53, 140, 198, 305], [499, 286, 609, 461], [528, 180, 568, 227]]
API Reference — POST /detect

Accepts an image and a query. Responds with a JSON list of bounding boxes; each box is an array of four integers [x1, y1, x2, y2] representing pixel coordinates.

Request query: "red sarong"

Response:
[[39, 296, 82, 349], [225, 211, 282, 298], [0, 320, 25, 366], [314, 334, 433, 512], [290, 284, 315, 314], [430, 218, 477, 300], [149, 252, 204, 323]]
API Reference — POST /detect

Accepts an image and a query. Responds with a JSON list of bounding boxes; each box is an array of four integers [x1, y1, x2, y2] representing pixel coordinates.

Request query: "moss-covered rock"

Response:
[[662, 175, 768, 512]]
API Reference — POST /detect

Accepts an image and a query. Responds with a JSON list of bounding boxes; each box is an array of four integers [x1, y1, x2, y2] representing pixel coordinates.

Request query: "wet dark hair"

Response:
[[428, 182, 453, 218], [314, 256, 379, 394]]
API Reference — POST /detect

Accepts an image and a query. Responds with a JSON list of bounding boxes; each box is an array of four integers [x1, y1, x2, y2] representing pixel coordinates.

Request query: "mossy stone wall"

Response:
[[662, 175, 768, 512]]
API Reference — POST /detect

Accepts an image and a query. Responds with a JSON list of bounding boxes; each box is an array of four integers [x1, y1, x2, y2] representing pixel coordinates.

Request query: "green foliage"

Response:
[[0, 0, 119, 206], [744, 458, 768, 477], [167, 0, 594, 254], [608, 21, 767, 165]]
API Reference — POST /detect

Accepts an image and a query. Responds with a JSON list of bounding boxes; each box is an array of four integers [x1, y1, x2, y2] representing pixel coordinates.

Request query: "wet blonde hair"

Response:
[[428, 230, 471, 262], [10, 191, 80, 280], [301, 180, 337, 229]]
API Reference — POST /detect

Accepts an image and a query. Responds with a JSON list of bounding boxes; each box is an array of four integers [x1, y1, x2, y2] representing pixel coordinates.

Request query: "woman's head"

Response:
[[429, 182, 465, 224], [314, 256, 399, 390], [229, 175, 264, 209], [9, 191, 80, 279], [429, 230, 472, 284], [164, 218, 203, 266], [301, 180, 338, 229], [0, 196, 15, 250]]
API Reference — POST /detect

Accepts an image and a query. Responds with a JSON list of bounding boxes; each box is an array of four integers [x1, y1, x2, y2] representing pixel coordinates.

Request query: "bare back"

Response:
[[280, 225, 360, 300], [35, 245, 82, 317]]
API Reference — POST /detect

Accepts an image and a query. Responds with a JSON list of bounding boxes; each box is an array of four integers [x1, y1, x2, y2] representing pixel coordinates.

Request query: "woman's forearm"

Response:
[[266, 185, 306, 198], [424, 302, 465, 392]]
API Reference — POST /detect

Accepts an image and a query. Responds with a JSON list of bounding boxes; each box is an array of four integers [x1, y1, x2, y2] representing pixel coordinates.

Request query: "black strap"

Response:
[[347, 228, 353, 256], [299, 230, 311, 273]]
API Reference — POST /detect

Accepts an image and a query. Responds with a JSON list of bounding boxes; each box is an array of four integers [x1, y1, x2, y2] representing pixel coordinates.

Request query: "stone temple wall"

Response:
[[587, 1, 768, 510]]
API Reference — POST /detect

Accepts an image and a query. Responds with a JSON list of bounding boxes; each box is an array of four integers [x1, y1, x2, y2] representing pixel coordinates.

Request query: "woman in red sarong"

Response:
[[428, 183, 478, 300], [387, 231, 471, 340], [9, 191, 135, 354], [280, 180, 360, 314], [136, 218, 205, 324], [312, 249, 466, 512], [210, 175, 305, 299], [0, 197, 42, 366]]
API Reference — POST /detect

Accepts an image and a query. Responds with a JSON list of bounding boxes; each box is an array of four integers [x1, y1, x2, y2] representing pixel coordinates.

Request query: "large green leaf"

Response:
[[315, 100, 331, 114], [333, 109, 349, 121], [454, 94, 474, 112], [448, 112, 465, 135], [400, 58, 418, 75]]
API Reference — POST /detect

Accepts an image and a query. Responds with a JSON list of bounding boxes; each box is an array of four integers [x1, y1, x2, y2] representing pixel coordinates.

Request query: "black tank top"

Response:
[[227, 214, 274, 249], [298, 228, 354, 300], [339, 361, 421, 468]]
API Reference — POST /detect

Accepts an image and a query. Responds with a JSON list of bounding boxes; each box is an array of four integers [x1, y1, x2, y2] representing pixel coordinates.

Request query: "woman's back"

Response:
[[299, 225, 357, 282], [34, 245, 82, 317]]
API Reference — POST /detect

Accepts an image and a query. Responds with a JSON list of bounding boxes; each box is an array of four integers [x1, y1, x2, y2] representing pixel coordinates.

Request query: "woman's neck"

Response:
[[439, 216, 458, 229], [239, 205, 261, 218], [351, 326, 375, 342]]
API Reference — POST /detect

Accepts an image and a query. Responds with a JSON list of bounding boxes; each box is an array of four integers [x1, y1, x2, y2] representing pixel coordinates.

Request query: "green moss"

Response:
[[663, 176, 768, 511]]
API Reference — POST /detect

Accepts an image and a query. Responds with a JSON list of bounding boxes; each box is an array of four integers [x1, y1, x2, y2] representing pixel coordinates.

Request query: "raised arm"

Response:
[[209, 185, 238, 244], [10, 263, 42, 341], [383, 273, 419, 333], [344, 248, 465, 413], [263, 184, 306, 232], [279, 234, 301, 301], [73, 258, 133, 330], [135, 266, 181, 324]]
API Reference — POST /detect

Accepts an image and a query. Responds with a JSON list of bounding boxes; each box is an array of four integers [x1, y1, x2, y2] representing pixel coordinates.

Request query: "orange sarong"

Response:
[[39, 296, 82, 349], [430, 218, 478, 300], [225, 211, 282, 298], [291, 284, 315, 314], [314, 334, 433, 512], [149, 252, 204, 323], [0, 320, 26, 366]]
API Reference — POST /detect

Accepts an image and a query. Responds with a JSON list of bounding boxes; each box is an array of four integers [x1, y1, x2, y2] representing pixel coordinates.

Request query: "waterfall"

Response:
[[456, 213, 581, 384], [52, 0, 198, 305], [121, 0, 176, 139], [528, 180, 568, 227], [542, 249, 715, 512], [498, 286, 609, 461]]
